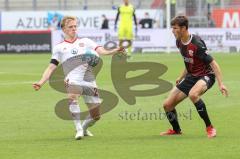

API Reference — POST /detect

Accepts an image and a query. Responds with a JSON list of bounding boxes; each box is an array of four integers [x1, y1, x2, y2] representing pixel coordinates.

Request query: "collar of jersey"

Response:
[[181, 34, 192, 45], [64, 38, 78, 44]]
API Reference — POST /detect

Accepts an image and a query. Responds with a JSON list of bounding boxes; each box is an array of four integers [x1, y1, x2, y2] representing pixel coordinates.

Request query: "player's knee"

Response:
[[68, 98, 78, 106], [89, 106, 101, 120], [68, 94, 78, 101], [163, 100, 173, 111], [93, 115, 101, 121], [189, 92, 199, 102]]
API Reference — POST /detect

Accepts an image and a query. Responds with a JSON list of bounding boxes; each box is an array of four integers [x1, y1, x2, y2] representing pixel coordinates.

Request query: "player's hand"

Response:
[[32, 83, 42, 91], [219, 83, 228, 97], [176, 77, 182, 85], [114, 25, 117, 32], [116, 47, 126, 56]]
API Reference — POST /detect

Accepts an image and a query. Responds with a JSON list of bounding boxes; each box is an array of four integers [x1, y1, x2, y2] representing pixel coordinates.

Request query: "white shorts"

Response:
[[67, 80, 102, 104]]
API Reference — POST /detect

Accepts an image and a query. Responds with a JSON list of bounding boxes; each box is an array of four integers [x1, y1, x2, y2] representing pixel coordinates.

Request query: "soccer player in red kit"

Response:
[[160, 16, 228, 138]]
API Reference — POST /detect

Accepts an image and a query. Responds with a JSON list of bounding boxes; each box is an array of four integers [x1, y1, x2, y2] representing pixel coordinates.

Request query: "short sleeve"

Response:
[[51, 46, 60, 62], [196, 40, 213, 64], [84, 38, 101, 51]]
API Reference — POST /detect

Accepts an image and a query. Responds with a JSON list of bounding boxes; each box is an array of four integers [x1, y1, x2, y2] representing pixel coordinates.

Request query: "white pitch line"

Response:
[[0, 79, 64, 86], [0, 81, 35, 86], [0, 72, 40, 76]]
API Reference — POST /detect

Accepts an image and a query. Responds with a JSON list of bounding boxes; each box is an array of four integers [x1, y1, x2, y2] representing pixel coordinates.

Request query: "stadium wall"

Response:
[[0, 10, 164, 30], [0, 31, 51, 53], [51, 28, 240, 53], [0, 10, 239, 53], [0, 28, 239, 53]]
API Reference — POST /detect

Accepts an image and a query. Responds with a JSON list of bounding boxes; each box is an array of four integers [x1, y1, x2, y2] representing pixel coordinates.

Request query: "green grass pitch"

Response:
[[0, 53, 239, 159]]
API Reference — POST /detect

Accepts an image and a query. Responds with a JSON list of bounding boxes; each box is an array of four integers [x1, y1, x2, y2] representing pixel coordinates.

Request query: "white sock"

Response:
[[82, 115, 96, 131], [69, 101, 82, 131]]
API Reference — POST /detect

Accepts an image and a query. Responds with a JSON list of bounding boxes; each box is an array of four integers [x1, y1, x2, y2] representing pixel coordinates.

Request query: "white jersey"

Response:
[[52, 38, 101, 85]]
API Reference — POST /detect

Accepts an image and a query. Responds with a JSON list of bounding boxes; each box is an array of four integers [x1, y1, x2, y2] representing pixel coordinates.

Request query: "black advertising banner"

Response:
[[0, 31, 51, 53]]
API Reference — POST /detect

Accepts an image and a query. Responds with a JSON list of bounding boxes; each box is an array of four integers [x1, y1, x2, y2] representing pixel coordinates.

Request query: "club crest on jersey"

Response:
[[79, 43, 84, 47], [204, 76, 210, 82], [188, 50, 194, 57], [71, 48, 78, 54]]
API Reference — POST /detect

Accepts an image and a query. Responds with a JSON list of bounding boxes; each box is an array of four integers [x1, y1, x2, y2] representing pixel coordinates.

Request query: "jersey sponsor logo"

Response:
[[183, 56, 194, 64], [71, 48, 78, 54]]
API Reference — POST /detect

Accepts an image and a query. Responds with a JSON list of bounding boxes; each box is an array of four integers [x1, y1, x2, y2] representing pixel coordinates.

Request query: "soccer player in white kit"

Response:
[[33, 16, 125, 140]]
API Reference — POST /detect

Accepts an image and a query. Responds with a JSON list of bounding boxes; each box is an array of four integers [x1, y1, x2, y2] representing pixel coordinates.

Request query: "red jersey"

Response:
[[176, 34, 214, 77]]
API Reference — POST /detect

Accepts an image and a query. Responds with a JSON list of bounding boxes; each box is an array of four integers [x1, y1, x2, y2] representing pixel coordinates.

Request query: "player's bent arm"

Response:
[[33, 63, 57, 91], [210, 60, 228, 96], [96, 46, 125, 56], [176, 69, 187, 84], [179, 68, 188, 79], [210, 60, 223, 87]]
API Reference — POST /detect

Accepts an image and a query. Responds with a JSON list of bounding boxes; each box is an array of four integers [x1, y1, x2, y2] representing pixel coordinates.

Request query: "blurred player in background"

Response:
[[160, 16, 228, 138], [33, 16, 125, 140], [114, 0, 138, 58], [139, 12, 155, 29], [101, 14, 109, 29]]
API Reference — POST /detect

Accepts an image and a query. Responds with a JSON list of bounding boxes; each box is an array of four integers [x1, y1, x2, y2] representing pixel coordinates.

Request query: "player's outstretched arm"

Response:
[[95, 46, 126, 56], [33, 64, 57, 91], [210, 60, 228, 97]]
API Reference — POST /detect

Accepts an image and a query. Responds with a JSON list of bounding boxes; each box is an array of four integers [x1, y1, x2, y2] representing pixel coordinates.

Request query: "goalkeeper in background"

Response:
[[114, 0, 138, 58]]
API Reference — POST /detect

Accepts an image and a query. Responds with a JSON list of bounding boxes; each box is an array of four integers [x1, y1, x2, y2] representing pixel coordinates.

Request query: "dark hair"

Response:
[[171, 16, 189, 29]]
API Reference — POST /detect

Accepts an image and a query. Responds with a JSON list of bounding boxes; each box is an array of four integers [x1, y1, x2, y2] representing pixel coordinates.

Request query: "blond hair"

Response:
[[60, 16, 77, 29]]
